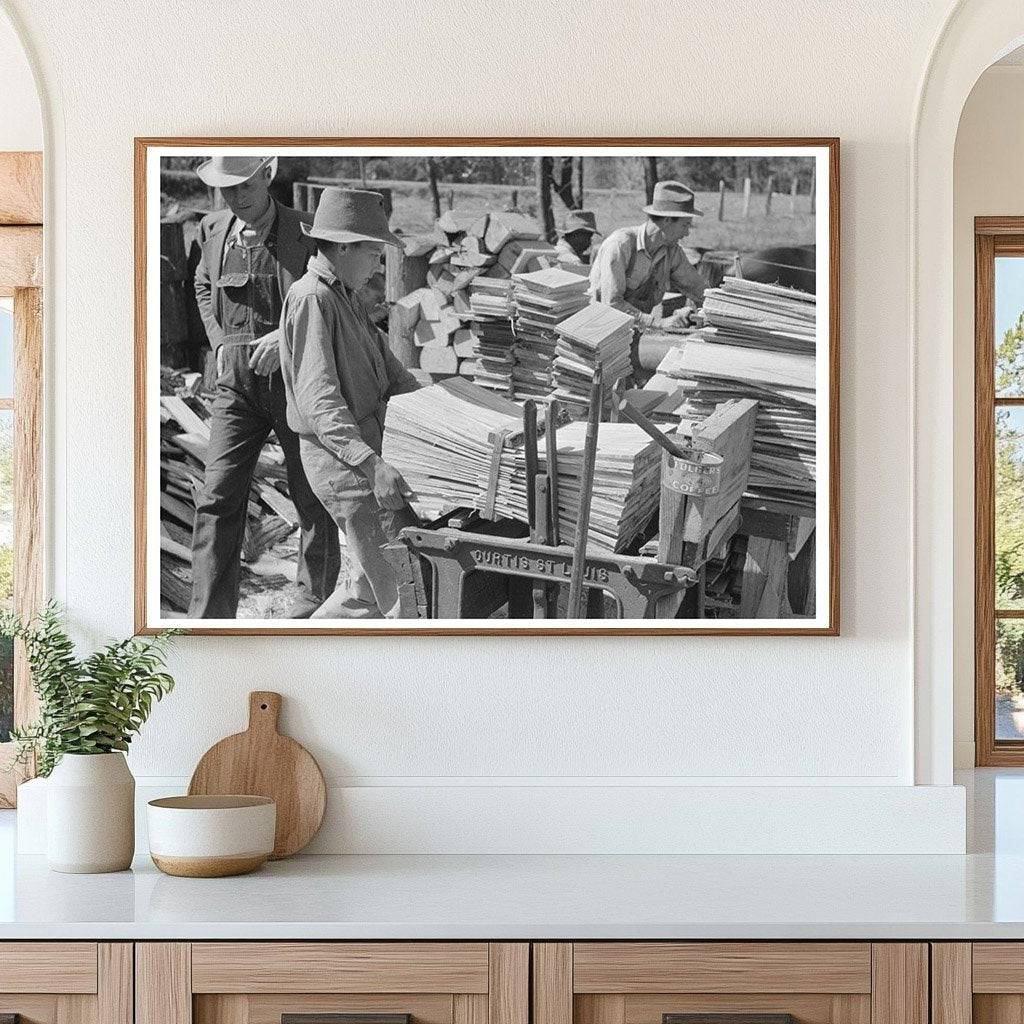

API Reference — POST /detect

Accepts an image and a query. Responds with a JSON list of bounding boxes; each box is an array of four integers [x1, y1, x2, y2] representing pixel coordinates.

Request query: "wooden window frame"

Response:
[[0, 151, 43, 806]]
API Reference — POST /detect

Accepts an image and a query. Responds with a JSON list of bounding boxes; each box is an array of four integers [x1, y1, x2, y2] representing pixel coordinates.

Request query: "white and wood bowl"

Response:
[[147, 795, 276, 878]]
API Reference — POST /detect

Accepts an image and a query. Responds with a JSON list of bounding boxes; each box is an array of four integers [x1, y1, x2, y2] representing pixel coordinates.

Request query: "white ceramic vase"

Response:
[[46, 752, 135, 873]]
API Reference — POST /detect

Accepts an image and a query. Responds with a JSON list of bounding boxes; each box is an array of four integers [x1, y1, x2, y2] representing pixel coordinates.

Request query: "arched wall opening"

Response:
[[952, 45, 1024, 768], [914, 0, 1024, 784]]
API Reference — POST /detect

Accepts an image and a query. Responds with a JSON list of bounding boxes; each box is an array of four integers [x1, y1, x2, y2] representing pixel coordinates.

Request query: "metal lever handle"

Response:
[[665, 1016, 796, 1024], [283, 1016, 411, 1024]]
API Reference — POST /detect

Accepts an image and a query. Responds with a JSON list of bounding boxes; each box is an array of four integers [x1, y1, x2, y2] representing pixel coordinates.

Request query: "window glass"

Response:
[[997, 407, 1024, 610], [997, 619, 1024, 740], [0, 301, 11, 400], [996, 256, 1024, 397]]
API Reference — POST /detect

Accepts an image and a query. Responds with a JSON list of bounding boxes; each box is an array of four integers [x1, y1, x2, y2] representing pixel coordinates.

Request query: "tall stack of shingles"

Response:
[[647, 276, 817, 517], [551, 303, 636, 413], [389, 211, 557, 390], [382, 379, 660, 553], [510, 266, 591, 401]]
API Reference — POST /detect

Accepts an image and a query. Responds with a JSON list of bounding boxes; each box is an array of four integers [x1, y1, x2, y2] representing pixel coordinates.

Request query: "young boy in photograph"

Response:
[[279, 187, 421, 619]]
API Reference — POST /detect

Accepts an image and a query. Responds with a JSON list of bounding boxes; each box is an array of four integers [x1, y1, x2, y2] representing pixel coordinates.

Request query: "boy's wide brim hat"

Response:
[[562, 209, 600, 235], [301, 187, 403, 247], [643, 180, 703, 218], [196, 155, 278, 188]]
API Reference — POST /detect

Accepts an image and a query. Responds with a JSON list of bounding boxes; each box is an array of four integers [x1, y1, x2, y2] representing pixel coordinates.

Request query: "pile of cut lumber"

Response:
[[158, 368, 300, 612], [646, 277, 817, 517], [382, 380, 660, 552], [552, 302, 635, 411], [388, 211, 558, 387], [511, 266, 591, 402]]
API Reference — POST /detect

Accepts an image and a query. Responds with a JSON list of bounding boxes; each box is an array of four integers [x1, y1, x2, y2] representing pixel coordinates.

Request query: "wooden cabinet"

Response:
[[532, 943, 928, 1024], [931, 943, 1024, 1024], [0, 942, 132, 1024], [0, 938, 939, 1024], [136, 943, 528, 1024]]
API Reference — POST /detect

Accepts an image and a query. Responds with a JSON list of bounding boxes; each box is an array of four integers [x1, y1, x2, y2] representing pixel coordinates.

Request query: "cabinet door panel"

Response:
[[192, 944, 489, 994], [0, 944, 98, 994], [195, 992, 455, 1024], [574, 945, 872, 995], [622, 992, 843, 1024]]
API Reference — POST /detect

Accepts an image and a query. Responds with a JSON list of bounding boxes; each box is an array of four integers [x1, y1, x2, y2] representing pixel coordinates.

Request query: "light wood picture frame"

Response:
[[135, 137, 839, 636]]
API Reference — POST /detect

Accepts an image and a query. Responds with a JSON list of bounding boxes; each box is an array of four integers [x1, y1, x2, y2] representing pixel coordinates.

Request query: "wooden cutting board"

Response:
[[188, 691, 326, 859]]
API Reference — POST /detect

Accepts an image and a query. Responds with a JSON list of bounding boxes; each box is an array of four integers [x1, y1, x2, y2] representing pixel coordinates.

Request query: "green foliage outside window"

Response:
[[996, 314, 1024, 694]]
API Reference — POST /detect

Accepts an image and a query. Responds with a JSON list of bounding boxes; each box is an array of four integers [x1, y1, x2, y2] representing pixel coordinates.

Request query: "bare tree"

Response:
[[642, 157, 658, 204], [551, 156, 576, 209], [535, 157, 556, 241], [575, 156, 585, 208], [425, 158, 441, 220]]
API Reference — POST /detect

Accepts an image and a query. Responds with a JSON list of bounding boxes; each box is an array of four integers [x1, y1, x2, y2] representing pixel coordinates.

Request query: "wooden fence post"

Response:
[[717, 179, 726, 221]]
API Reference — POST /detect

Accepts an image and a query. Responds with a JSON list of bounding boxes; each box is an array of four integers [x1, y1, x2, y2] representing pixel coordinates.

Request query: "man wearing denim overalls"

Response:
[[189, 155, 340, 619]]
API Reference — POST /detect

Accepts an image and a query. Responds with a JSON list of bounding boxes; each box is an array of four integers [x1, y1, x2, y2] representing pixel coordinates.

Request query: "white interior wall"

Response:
[[0, 8, 40, 151], [0, 0, 979, 852], [952, 63, 1024, 768]]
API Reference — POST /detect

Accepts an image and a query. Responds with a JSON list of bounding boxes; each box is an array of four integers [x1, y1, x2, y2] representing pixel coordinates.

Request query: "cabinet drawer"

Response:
[[139, 942, 528, 1024], [0, 942, 98, 993], [934, 943, 1024, 1024], [534, 943, 925, 1024], [0, 942, 130, 1024], [191, 942, 490, 993], [572, 943, 872, 994]]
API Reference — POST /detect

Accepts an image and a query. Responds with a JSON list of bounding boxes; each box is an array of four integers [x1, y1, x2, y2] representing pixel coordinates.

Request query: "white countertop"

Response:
[[1, 848, 1023, 940], [1, 769, 1021, 941]]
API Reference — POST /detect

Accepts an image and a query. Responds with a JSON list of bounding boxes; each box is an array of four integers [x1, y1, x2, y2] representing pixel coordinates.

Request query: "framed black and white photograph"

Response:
[[135, 138, 838, 635]]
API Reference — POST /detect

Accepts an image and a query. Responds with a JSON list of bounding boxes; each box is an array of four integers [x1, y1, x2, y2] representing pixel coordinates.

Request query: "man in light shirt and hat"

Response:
[[279, 187, 421, 619], [188, 154, 340, 620], [554, 209, 600, 266], [589, 180, 708, 329]]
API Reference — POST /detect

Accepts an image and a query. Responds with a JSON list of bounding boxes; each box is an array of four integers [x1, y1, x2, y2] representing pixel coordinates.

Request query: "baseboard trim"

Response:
[[17, 778, 966, 856]]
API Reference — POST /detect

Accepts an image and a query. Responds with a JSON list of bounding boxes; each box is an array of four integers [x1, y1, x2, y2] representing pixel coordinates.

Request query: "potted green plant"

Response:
[[2, 603, 177, 873]]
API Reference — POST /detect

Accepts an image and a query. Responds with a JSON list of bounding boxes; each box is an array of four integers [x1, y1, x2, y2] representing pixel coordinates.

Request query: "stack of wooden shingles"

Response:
[[649, 276, 816, 517], [389, 211, 557, 392], [552, 303, 636, 413], [158, 369, 298, 612], [494, 424, 661, 553], [510, 267, 590, 401], [382, 379, 660, 552]]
